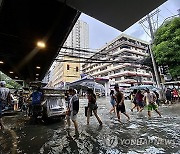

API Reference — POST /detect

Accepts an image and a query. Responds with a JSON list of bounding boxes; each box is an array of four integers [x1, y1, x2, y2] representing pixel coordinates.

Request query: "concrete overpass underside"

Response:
[[0, 0, 166, 83]]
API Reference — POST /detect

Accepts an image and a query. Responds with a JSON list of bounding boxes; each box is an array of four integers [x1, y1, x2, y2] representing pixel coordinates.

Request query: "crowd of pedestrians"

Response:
[[129, 88, 161, 118], [165, 87, 180, 104], [1, 79, 179, 133], [61, 83, 180, 133], [64, 84, 162, 132], [0, 81, 45, 130]]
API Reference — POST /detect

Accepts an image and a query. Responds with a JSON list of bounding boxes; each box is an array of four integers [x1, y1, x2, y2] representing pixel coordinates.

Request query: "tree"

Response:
[[153, 17, 180, 78], [0, 71, 22, 89]]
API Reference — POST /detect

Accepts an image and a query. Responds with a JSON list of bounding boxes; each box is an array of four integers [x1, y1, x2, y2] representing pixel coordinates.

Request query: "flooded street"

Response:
[[0, 97, 180, 154]]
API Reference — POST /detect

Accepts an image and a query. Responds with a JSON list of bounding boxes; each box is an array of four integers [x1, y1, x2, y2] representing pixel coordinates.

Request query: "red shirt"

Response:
[[136, 93, 144, 102]]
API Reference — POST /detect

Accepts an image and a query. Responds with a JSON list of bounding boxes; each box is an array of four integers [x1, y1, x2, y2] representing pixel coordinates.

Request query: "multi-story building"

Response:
[[82, 33, 154, 94], [42, 70, 52, 84], [64, 20, 89, 51], [51, 20, 89, 87], [51, 56, 80, 87]]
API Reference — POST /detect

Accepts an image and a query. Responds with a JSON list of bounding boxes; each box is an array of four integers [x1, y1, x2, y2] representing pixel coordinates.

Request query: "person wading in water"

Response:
[[86, 88, 102, 126], [114, 84, 130, 123]]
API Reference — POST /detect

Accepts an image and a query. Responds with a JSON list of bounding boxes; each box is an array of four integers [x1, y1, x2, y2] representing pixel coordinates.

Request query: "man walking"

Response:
[[68, 88, 79, 132], [165, 88, 172, 105], [0, 81, 11, 130], [28, 87, 43, 119], [144, 88, 161, 118], [114, 84, 130, 123]]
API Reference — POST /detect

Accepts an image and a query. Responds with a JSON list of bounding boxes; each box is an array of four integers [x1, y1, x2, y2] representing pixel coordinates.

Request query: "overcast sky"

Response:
[[79, 0, 180, 49]]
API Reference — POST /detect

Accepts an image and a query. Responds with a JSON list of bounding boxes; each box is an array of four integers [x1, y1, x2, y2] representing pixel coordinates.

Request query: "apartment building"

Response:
[[64, 20, 89, 51], [82, 33, 154, 93], [50, 20, 89, 87], [42, 70, 52, 84], [51, 56, 80, 87]]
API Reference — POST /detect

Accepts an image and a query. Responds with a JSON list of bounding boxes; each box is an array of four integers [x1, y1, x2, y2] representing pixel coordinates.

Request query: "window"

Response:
[[67, 64, 70, 70], [76, 67, 78, 72]]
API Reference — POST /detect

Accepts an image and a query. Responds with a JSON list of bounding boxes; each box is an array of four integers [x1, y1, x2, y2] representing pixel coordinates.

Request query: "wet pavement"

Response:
[[0, 97, 180, 154]]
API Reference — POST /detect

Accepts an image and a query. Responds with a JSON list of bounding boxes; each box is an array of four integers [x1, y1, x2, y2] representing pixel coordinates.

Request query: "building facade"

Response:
[[82, 33, 154, 94], [50, 20, 89, 87], [42, 70, 52, 84], [51, 56, 80, 88], [64, 20, 89, 51]]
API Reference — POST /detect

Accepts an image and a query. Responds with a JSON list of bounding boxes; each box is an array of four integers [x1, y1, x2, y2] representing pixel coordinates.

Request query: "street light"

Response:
[[36, 66, 41, 69], [37, 41, 46, 48]]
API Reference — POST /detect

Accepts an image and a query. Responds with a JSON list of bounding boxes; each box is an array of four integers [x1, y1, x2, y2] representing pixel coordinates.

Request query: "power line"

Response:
[[55, 59, 140, 64], [161, 14, 179, 26], [55, 53, 111, 62], [163, 5, 175, 16], [139, 10, 162, 90]]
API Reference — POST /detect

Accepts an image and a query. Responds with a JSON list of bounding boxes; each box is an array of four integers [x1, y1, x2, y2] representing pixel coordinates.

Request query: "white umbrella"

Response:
[[80, 81, 95, 88], [130, 85, 158, 90]]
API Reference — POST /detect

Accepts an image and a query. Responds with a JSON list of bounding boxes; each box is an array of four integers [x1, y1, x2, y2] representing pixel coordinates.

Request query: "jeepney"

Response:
[[41, 88, 67, 120]]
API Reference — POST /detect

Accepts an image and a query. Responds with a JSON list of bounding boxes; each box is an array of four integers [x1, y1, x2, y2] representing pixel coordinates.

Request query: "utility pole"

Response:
[[146, 14, 162, 89], [178, 9, 180, 17], [139, 9, 164, 99], [139, 10, 162, 88]]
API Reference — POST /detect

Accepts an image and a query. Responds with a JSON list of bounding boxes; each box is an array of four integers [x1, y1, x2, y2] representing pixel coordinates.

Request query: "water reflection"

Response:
[[1, 98, 180, 154]]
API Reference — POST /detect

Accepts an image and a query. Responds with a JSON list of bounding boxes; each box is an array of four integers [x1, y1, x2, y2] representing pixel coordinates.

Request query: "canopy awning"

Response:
[[0, 0, 167, 82], [58, 0, 167, 31]]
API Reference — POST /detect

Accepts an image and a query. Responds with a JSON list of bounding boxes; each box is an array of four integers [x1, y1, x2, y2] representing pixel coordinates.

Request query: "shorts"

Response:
[[85, 106, 92, 117], [67, 111, 77, 121], [116, 104, 126, 113], [132, 99, 137, 105], [88, 103, 98, 111], [137, 101, 144, 108], [110, 100, 115, 106], [166, 96, 171, 101], [147, 104, 158, 111]]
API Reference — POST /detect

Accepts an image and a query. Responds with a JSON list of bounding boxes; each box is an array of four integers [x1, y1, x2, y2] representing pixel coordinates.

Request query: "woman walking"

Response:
[[114, 84, 130, 123], [130, 89, 139, 112], [86, 88, 102, 125], [136, 90, 144, 112], [109, 90, 116, 113]]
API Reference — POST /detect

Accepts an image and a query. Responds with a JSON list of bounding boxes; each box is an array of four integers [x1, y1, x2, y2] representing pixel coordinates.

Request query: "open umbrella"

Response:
[[80, 82, 105, 91], [80, 81, 95, 88], [130, 85, 158, 90]]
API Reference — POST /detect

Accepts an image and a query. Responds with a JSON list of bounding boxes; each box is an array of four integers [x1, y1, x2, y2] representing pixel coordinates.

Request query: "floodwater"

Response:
[[0, 97, 180, 154]]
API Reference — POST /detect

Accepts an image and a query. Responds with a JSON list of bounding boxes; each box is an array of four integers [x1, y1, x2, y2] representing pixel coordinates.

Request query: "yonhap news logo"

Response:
[[103, 135, 176, 147]]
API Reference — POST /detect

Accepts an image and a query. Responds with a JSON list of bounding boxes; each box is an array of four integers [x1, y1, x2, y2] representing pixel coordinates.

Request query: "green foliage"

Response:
[[153, 17, 180, 78], [0, 71, 22, 89]]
